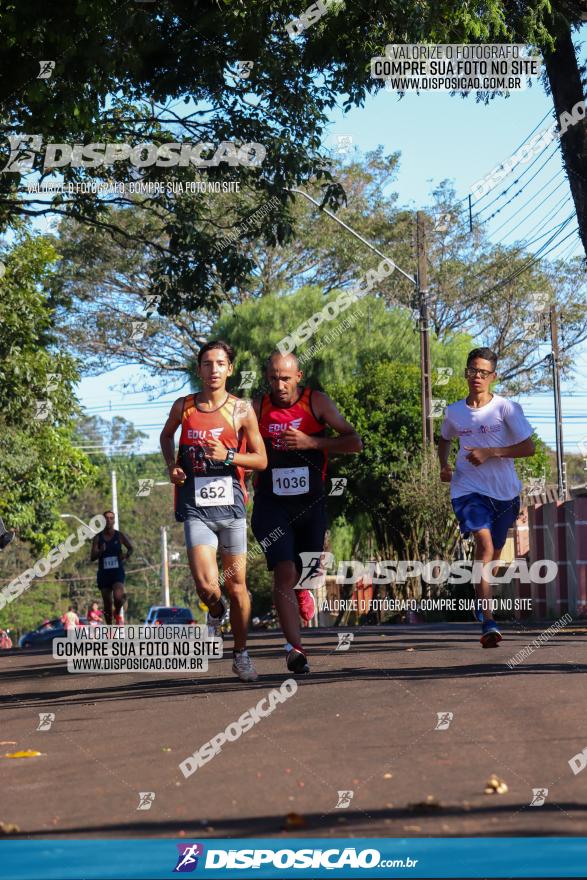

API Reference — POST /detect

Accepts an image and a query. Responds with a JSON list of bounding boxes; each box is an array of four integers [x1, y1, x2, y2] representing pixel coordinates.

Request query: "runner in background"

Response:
[[90, 511, 133, 625], [438, 347, 535, 648]]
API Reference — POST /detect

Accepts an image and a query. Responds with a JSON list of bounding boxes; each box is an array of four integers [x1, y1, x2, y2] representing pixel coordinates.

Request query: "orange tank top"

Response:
[[174, 393, 247, 522]]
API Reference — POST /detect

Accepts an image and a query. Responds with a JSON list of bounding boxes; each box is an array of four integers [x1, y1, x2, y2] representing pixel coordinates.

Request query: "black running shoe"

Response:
[[286, 646, 309, 675]]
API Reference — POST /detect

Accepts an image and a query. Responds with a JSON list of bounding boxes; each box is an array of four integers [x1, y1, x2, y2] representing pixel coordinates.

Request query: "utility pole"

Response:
[[160, 526, 170, 606], [288, 188, 435, 453], [416, 211, 434, 447], [549, 304, 566, 499], [111, 469, 119, 529]]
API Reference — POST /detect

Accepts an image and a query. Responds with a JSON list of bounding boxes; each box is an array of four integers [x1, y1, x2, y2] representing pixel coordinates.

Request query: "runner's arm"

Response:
[[236, 405, 268, 471], [119, 531, 134, 560], [464, 435, 535, 466], [437, 410, 455, 482], [438, 437, 452, 468], [306, 392, 362, 454], [90, 534, 103, 561], [160, 399, 187, 483]]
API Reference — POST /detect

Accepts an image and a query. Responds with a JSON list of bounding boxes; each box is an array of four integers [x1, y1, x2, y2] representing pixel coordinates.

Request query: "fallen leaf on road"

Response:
[[383, 772, 393, 779], [406, 648, 415, 652], [161, 747, 171, 752], [0, 823, 19, 834], [484, 774, 508, 795], [3, 750, 43, 759], [403, 824, 421, 832], [283, 812, 307, 830], [0, 742, 16, 746], [408, 795, 442, 813]]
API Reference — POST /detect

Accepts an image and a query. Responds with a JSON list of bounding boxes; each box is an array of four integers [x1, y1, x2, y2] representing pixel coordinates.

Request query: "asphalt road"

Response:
[[2, 622, 587, 839]]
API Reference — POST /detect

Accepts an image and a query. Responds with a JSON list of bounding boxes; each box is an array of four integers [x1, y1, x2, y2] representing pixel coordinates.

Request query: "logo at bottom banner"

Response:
[[178, 846, 385, 871], [174, 843, 205, 872]]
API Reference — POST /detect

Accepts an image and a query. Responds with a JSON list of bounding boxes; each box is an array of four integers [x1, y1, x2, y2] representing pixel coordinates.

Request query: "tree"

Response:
[[212, 285, 472, 391], [4, 1, 586, 301], [0, 233, 95, 551], [0, 0, 344, 305], [49, 162, 586, 394]]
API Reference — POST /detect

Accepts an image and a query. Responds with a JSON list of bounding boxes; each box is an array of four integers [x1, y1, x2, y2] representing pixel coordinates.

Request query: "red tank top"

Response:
[[255, 387, 327, 497], [174, 394, 247, 522]]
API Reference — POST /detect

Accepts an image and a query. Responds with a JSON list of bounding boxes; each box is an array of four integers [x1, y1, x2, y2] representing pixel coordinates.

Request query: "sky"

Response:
[[76, 68, 587, 459]]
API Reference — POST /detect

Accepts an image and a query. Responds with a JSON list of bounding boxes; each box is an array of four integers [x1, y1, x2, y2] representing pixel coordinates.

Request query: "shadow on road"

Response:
[[2, 658, 587, 712], [12, 800, 587, 839]]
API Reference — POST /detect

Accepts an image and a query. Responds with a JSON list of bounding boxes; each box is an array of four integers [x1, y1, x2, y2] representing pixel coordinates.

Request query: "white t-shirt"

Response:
[[440, 394, 533, 500]]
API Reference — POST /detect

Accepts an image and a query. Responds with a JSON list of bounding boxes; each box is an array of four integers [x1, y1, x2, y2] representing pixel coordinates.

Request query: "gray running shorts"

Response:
[[183, 517, 247, 555]]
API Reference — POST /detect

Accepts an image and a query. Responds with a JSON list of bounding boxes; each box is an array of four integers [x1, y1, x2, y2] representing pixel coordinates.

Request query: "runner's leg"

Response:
[[100, 587, 113, 625], [252, 502, 300, 645], [221, 552, 250, 652], [112, 582, 126, 622], [472, 528, 495, 621], [273, 560, 302, 648], [186, 544, 223, 615]]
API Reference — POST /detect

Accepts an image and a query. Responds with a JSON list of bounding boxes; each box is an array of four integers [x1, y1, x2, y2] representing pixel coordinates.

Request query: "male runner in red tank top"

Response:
[[252, 352, 362, 675], [160, 341, 267, 682]]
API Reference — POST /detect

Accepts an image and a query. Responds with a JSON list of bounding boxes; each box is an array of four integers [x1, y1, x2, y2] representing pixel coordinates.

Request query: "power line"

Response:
[[475, 143, 562, 224], [489, 174, 567, 239], [466, 109, 553, 207], [477, 216, 576, 299]]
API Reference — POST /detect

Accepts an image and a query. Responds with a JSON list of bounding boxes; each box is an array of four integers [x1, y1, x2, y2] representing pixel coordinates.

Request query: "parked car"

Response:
[[19, 617, 89, 649], [144, 606, 197, 626]]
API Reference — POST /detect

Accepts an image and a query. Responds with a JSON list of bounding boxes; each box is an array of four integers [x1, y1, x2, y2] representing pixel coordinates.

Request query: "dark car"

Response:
[[19, 617, 89, 649], [144, 606, 197, 626]]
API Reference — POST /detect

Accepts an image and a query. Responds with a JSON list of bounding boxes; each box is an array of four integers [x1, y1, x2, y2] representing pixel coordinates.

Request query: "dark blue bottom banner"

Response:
[[0, 838, 585, 879]]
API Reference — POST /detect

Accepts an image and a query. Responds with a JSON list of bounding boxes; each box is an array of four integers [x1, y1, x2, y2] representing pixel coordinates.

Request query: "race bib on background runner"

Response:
[[103, 556, 119, 570], [272, 466, 309, 496], [195, 475, 234, 507]]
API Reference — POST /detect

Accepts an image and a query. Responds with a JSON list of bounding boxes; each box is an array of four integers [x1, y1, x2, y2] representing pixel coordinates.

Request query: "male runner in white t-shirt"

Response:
[[438, 348, 535, 648]]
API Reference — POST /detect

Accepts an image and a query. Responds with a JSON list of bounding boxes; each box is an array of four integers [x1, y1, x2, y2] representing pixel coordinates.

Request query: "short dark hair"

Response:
[[103, 510, 115, 518], [197, 340, 235, 366], [466, 347, 497, 370]]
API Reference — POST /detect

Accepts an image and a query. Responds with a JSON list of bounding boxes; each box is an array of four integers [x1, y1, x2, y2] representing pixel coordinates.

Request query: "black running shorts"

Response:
[[251, 495, 327, 572]]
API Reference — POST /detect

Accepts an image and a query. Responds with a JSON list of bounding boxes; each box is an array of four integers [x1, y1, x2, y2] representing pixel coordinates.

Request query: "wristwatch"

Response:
[[224, 449, 235, 467]]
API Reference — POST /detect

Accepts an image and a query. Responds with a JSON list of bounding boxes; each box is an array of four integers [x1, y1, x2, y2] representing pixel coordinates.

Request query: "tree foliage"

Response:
[[0, 234, 95, 550]]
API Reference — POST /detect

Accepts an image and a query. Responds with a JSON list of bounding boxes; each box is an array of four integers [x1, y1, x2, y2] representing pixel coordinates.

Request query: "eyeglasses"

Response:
[[465, 367, 494, 379]]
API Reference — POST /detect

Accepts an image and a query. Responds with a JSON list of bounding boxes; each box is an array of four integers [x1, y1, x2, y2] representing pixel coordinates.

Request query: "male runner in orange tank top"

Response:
[[252, 352, 362, 675], [160, 341, 267, 682]]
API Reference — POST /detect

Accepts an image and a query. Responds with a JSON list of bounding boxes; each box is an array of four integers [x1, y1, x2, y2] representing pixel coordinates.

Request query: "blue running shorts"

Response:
[[451, 493, 520, 550]]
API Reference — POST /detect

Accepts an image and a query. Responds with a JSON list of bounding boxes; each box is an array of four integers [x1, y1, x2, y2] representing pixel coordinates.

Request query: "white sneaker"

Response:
[[232, 649, 258, 682], [206, 596, 228, 639]]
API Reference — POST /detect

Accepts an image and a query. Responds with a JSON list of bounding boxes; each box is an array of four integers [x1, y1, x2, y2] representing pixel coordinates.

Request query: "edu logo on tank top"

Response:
[[268, 418, 302, 450], [268, 418, 302, 433], [186, 427, 224, 441]]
